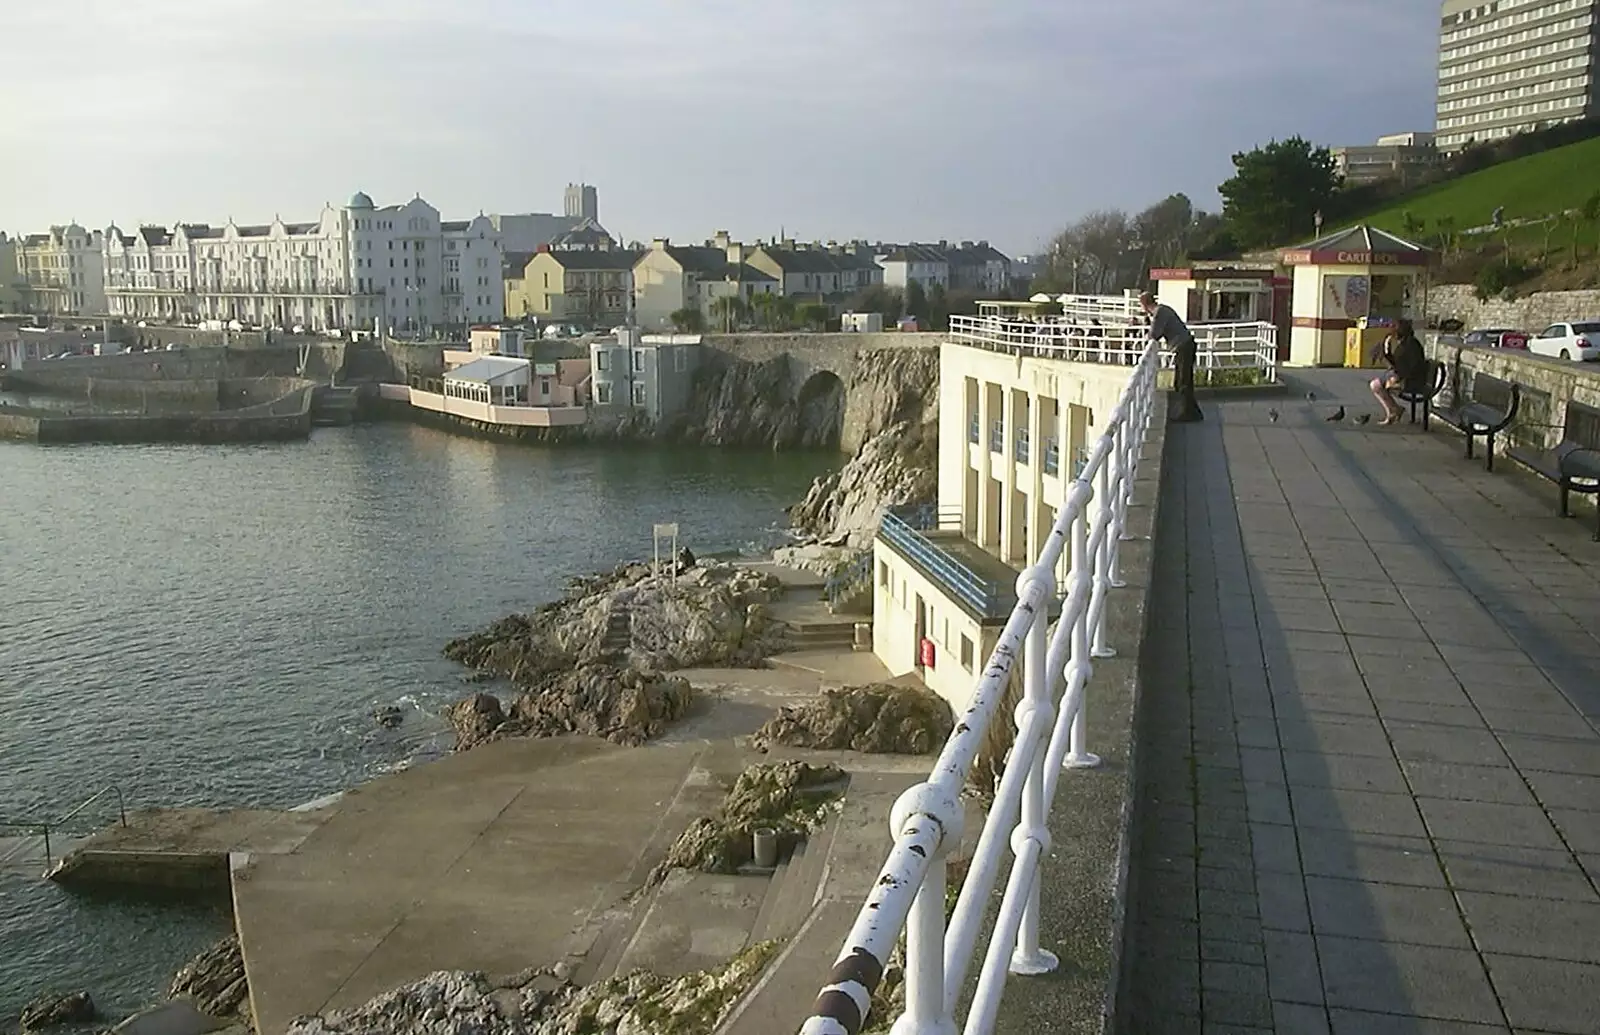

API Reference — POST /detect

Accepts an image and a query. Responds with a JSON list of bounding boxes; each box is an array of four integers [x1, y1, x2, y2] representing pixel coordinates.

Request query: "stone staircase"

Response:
[[601, 607, 631, 658], [778, 615, 865, 653]]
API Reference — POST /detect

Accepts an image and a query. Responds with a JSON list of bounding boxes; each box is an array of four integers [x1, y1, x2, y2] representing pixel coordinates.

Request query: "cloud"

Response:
[[0, 0, 1442, 255]]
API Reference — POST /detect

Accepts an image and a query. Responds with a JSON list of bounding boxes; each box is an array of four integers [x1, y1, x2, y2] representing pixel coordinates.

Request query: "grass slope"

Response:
[[1353, 136, 1600, 234]]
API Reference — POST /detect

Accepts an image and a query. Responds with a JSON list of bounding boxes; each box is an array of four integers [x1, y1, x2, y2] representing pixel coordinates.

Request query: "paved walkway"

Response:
[[1124, 370, 1600, 1035]]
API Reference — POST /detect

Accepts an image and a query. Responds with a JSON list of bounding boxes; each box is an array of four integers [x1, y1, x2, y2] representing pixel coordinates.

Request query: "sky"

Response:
[[0, 0, 1442, 257]]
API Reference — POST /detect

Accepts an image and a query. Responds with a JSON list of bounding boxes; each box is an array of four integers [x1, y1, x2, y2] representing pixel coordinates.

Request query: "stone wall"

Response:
[[10, 344, 346, 391], [1424, 340, 1600, 519], [1426, 283, 1600, 331], [0, 410, 40, 440]]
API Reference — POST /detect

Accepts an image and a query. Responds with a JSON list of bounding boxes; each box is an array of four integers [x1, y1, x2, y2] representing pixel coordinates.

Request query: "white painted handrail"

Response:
[[798, 342, 1161, 1035], [948, 314, 1277, 383]]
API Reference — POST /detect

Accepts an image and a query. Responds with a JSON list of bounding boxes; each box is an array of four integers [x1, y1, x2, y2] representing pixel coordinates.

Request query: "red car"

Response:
[[1463, 328, 1528, 349]]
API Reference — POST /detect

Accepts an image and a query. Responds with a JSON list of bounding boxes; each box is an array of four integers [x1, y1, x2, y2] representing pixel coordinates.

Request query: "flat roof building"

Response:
[[1435, 0, 1599, 151]]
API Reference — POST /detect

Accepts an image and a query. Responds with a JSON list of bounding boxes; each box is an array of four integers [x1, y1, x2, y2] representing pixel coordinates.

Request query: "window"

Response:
[[632, 349, 645, 372], [596, 383, 612, 404], [631, 381, 647, 406], [879, 561, 889, 587], [960, 634, 975, 672], [673, 348, 689, 373]]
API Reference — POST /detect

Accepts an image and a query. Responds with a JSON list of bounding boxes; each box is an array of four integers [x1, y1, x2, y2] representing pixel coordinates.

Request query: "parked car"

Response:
[[1527, 321, 1600, 362], [1463, 328, 1528, 349]]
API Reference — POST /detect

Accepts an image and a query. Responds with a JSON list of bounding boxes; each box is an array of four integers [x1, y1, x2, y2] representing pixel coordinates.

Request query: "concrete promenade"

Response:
[[1122, 370, 1600, 1034]]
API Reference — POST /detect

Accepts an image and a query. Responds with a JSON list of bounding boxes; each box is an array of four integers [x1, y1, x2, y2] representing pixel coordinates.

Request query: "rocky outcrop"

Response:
[[665, 355, 842, 449], [283, 942, 779, 1035], [19, 991, 96, 1030], [652, 761, 845, 881], [168, 936, 251, 1021], [445, 666, 693, 750], [750, 683, 955, 755], [785, 348, 939, 550], [443, 561, 782, 749], [446, 561, 784, 680]]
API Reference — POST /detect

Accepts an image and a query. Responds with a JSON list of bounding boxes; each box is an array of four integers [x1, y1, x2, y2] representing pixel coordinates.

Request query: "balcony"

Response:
[[878, 504, 1027, 621]]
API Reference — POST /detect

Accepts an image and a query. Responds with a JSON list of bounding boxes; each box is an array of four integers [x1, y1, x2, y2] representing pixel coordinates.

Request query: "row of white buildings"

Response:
[[5, 186, 1013, 332]]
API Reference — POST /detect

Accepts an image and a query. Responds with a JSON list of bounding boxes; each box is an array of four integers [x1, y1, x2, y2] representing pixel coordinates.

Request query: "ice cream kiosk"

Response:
[[1280, 226, 1431, 367]]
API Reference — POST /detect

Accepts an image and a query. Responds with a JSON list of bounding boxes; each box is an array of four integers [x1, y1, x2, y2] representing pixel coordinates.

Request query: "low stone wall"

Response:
[[1424, 340, 1600, 452], [10, 343, 346, 388], [0, 410, 41, 440], [1426, 283, 1600, 331], [49, 849, 231, 892]]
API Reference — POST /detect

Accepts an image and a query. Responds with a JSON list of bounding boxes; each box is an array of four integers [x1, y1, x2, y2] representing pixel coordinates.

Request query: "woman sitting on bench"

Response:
[[1371, 319, 1426, 426]]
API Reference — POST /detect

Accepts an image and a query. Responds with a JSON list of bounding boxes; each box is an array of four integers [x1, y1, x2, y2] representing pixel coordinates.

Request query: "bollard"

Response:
[[753, 827, 779, 869]]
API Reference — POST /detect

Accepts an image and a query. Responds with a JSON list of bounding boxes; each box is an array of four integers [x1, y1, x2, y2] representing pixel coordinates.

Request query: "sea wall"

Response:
[[1424, 339, 1600, 456], [1426, 284, 1600, 331], [9, 343, 346, 389]]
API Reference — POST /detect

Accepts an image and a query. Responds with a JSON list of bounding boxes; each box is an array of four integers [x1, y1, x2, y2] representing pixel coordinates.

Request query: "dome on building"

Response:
[[348, 191, 375, 209]]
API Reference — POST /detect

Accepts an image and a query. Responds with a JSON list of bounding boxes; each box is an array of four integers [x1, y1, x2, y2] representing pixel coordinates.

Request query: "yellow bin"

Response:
[[1344, 326, 1389, 369]]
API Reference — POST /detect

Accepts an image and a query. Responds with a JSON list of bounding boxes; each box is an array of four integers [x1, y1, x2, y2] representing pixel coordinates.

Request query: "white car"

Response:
[[1528, 320, 1600, 362]]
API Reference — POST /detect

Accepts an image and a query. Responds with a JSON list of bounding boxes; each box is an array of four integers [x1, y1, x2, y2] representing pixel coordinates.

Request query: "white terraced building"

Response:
[[102, 192, 503, 334]]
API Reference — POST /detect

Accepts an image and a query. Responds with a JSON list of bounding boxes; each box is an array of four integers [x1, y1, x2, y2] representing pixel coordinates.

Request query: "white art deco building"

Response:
[[103, 192, 504, 333]]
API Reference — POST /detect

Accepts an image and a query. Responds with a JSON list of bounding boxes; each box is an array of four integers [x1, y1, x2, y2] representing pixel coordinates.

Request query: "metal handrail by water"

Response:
[[0, 786, 128, 870], [798, 342, 1160, 1035]]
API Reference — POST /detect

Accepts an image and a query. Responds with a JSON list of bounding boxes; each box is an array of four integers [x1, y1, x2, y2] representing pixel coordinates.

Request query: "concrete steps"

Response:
[[717, 901, 859, 1035], [780, 618, 861, 651], [601, 609, 631, 655]]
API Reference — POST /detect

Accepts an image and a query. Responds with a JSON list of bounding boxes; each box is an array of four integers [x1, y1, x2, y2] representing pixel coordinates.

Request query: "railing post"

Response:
[[1009, 566, 1059, 976], [1063, 507, 1102, 771], [1108, 419, 1128, 588], [887, 785, 962, 1035], [1091, 459, 1117, 660]]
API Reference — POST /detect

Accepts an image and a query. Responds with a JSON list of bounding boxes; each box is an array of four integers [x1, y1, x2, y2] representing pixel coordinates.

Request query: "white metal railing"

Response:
[[949, 314, 1278, 383], [798, 342, 1161, 1035]]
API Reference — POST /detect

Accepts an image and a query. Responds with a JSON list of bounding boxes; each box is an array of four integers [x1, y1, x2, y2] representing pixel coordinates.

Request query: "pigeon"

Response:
[[1268, 408, 1280, 423], [1306, 391, 1317, 403], [1325, 406, 1346, 422], [1354, 413, 1372, 426]]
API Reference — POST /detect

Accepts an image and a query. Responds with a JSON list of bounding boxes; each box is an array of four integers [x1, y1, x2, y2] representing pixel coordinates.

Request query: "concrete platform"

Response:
[[1118, 370, 1600, 1035], [231, 736, 717, 1035]]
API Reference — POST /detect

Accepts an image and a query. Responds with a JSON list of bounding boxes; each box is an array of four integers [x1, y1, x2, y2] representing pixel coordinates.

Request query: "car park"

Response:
[[1527, 321, 1600, 362]]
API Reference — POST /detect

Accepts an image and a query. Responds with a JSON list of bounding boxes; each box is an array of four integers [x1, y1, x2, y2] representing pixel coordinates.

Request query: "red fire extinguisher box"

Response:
[[920, 637, 936, 668]]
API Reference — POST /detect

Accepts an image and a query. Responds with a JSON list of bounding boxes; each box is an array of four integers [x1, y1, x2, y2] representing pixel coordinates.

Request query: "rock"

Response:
[[445, 693, 506, 751], [749, 683, 955, 755], [168, 936, 250, 1020], [443, 561, 786, 752], [283, 941, 780, 1035], [20, 991, 96, 1029], [788, 418, 938, 548], [652, 760, 846, 881], [373, 705, 404, 729]]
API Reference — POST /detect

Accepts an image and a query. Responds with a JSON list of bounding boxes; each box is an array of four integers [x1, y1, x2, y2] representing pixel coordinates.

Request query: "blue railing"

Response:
[[879, 505, 1012, 618], [1015, 427, 1030, 464], [823, 550, 873, 606], [968, 413, 980, 445], [1044, 436, 1060, 476], [989, 419, 1004, 454]]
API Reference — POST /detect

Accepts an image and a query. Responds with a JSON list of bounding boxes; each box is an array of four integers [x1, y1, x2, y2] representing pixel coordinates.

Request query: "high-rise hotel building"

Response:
[[1436, 0, 1599, 151]]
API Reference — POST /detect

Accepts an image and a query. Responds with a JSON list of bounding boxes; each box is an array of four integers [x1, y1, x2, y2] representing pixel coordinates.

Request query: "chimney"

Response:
[[781, 237, 795, 249], [652, 237, 668, 250], [978, 240, 989, 247], [536, 243, 550, 253], [713, 230, 731, 249], [938, 239, 948, 248], [960, 241, 973, 249]]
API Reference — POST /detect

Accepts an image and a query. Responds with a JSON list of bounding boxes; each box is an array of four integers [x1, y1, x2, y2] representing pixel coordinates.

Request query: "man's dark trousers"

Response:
[[1169, 343, 1203, 422]]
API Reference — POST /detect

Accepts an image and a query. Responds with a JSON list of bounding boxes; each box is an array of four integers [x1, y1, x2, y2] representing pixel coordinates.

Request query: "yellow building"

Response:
[[506, 248, 641, 325], [872, 338, 1136, 711], [1281, 226, 1431, 367], [14, 224, 106, 316], [0, 233, 23, 313]]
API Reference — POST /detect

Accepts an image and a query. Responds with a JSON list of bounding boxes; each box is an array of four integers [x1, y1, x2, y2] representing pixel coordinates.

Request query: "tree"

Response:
[[1135, 194, 1195, 269], [1401, 211, 1426, 242], [1583, 190, 1600, 258], [926, 283, 950, 331], [1218, 137, 1341, 249], [905, 280, 929, 324], [771, 294, 798, 331], [797, 302, 830, 330], [848, 285, 904, 323], [709, 295, 745, 332], [669, 307, 704, 333]]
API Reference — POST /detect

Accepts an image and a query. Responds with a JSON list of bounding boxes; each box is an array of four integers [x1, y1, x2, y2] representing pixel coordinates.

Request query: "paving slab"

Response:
[[1119, 370, 1600, 1034]]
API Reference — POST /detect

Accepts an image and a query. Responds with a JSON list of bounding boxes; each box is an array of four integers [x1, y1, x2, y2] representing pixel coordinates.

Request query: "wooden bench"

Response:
[[1507, 399, 1600, 541], [1397, 360, 1447, 430], [1435, 372, 1521, 471]]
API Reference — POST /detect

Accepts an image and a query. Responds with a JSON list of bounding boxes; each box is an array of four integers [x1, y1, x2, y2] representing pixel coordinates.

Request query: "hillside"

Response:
[[1359, 135, 1600, 235], [1333, 136, 1600, 291]]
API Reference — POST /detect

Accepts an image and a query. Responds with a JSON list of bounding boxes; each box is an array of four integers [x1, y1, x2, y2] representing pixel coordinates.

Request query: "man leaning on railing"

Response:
[[1139, 291, 1202, 423]]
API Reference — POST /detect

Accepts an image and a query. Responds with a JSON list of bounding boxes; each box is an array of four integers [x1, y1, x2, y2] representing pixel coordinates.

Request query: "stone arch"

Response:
[[795, 369, 846, 449]]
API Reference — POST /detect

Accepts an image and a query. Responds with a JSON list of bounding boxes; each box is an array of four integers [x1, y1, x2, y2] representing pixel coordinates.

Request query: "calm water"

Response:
[[0, 422, 834, 1025]]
